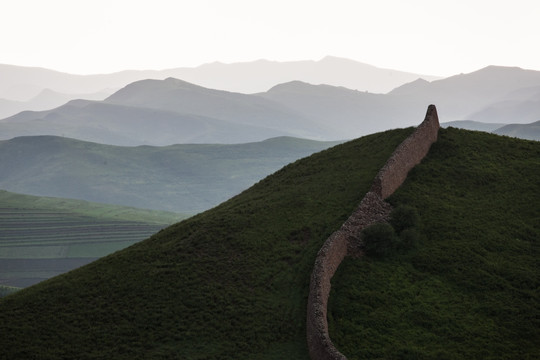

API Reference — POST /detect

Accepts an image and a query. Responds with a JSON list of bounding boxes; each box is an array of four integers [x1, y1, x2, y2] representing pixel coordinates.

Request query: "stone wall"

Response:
[[306, 105, 440, 360], [371, 105, 440, 199], [306, 192, 392, 360]]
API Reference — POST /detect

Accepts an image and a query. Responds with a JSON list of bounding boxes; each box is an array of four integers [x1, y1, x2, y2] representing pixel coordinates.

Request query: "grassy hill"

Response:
[[0, 191, 186, 290], [329, 128, 540, 358], [0, 127, 538, 359]]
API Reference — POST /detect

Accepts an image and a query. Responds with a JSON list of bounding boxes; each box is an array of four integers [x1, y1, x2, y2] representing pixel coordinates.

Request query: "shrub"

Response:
[[362, 223, 398, 257], [389, 205, 419, 234], [397, 228, 421, 251], [363, 206, 421, 258]]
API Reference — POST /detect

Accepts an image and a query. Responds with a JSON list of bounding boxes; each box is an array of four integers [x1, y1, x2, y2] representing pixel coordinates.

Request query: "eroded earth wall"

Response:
[[306, 105, 440, 360]]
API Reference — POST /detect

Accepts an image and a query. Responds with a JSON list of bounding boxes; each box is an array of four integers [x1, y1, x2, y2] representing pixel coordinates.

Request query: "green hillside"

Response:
[[0, 191, 187, 289], [0, 128, 538, 359], [329, 128, 540, 359]]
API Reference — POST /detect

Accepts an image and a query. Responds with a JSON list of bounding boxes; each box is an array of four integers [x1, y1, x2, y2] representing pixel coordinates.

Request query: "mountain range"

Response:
[[388, 65, 540, 120], [0, 56, 440, 119], [0, 135, 340, 213], [492, 120, 540, 140], [441, 120, 540, 141], [1, 65, 538, 145], [0, 88, 111, 121]]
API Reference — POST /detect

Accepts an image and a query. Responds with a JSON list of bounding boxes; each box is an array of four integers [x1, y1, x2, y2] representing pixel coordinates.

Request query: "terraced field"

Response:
[[0, 194, 183, 291]]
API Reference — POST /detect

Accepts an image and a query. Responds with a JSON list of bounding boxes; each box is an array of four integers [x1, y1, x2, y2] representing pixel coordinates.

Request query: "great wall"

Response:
[[306, 104, 440, 360]]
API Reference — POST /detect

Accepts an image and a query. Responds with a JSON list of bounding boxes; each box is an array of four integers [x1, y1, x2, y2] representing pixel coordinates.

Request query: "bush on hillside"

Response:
[[389, 205, 419, 234], [362, 223, 398, 257], [363, 206, 421, 257], [397, 228, 421, 250]]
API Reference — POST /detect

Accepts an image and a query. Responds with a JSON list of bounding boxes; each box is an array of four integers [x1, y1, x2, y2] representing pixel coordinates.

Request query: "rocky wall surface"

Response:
[[371, 105, 440, 199], [306, 105, 440, 360]]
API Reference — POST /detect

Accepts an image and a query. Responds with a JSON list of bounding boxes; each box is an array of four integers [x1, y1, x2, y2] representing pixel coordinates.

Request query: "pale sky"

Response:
[[1, 0, 539, 76]]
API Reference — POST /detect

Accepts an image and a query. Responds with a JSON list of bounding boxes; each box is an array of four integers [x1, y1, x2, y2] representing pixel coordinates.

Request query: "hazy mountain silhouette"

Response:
[[492, 120, 540, 140], [0, 64, 151, 101], [0, 77, 434, 144], [0, 78, 334, 145], [441, 119, 540, 141], [0, 57, 439, 101], [0, 100, 303, 146], [441, 120, 505, 132], [0, 57, 441, 124], [164, 56, 440, 94], [467, 99, 540, 124], [258, 80, 429, 137], [389, 66, 540, 121], [465, 84, 540, 124], [1, 65, 539, 145], [0, 88, 110, 119], [104, 77, 331, 138], [257, 66, 540, 137]]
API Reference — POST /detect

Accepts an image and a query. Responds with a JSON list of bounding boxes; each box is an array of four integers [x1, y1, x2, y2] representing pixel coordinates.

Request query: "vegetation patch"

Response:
[[362, 223, 397, 257], [361, 205, 420, 257]]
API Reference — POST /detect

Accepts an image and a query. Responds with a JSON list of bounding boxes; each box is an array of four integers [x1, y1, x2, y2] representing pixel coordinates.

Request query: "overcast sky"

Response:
[[1, 0, 538, 76]]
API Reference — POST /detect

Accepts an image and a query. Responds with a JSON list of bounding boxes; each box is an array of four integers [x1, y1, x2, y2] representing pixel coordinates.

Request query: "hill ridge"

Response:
[[307, 105, 440, 359]]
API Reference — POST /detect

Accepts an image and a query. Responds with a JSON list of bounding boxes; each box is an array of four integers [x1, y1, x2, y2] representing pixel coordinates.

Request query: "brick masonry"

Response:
[[306, 105, 440, 360]]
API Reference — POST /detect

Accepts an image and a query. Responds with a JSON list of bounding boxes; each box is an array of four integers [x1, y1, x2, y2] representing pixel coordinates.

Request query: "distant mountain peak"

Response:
[[481, 64, 523, 71], [162, 77, 205, 88], [388, 77, 431, 95], [105, 77, 210, 103], [318, 55, 375, 67], [267, 80, 313, 92], [265, 81, 360, 97], [163, 76, 190, 83]]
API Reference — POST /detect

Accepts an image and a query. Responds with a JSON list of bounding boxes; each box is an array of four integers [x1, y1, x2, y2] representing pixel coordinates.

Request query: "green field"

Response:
[[0, 128, 538, 359], [0, 191, 187, 289]]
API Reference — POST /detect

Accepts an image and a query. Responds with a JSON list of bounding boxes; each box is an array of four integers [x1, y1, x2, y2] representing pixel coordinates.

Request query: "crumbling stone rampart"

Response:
[[306, 105, 440, 360], [371, 105, 440, 199]]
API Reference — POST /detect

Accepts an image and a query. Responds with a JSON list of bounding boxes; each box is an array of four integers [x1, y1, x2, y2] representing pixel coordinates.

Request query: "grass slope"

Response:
[[0, 128, 411, 359], [329, 128, 540, 359], [0, 128, 538, 359], [0, 191, 186, 289]]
